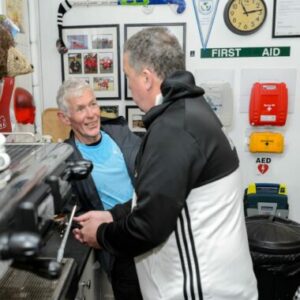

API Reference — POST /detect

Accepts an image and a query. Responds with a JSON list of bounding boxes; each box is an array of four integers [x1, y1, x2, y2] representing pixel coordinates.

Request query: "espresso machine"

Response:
[[0, 133, 92, 299]]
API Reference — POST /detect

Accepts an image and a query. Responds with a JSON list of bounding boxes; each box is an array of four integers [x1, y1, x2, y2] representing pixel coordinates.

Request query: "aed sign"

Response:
[[201, 47, 290, 58], [256, 157, 271, 175]]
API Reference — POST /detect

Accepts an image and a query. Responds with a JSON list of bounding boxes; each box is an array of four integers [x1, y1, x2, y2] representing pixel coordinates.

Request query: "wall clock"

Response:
[[224, 0, 267, 35]]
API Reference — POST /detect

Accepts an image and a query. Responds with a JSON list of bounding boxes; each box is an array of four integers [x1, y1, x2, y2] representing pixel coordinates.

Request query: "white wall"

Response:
[[37, 1, 300, 221]]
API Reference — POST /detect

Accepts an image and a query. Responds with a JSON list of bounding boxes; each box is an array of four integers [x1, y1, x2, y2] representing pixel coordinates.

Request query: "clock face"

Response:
[[224, 0, 267, 35]]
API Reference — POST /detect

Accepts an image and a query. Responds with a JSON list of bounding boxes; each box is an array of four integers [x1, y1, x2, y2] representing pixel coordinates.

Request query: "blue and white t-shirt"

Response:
[[76, 131, 133, 210]]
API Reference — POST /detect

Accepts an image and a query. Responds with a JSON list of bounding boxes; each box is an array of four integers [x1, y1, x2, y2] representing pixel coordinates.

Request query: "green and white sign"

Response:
[[201, 47, 290, 58]]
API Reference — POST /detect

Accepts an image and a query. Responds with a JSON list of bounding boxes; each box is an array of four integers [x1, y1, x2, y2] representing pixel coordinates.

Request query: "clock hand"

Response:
[[243, 9, 262, 14], [241, 1, 249, 16]]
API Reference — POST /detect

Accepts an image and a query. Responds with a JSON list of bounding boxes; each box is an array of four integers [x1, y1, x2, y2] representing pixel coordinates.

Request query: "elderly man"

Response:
[[56, 78, 142, 300]]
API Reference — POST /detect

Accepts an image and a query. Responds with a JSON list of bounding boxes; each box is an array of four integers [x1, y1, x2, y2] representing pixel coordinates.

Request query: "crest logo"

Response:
[[198, 0, 213, 14]]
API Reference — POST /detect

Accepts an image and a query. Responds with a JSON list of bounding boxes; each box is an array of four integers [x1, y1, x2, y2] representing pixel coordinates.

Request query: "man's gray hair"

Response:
[[124, 27, 185, 80], [56, 78, 93, 112]]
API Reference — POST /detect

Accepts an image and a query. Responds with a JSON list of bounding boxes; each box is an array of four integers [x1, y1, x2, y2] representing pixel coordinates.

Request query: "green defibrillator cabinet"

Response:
[[244, 183, 288, 218]]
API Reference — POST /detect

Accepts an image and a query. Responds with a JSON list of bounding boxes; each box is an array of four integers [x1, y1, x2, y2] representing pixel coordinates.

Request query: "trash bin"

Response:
[[246, 215, 300, 300]]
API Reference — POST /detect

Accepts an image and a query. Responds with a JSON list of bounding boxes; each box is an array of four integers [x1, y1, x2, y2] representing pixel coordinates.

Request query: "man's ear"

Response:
[[143, 69, 153, 91], [57, 110, 71, 126]]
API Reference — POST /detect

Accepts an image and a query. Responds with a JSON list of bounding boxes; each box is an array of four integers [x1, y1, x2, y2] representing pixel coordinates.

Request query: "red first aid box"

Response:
[[249, 82, 288, 126]]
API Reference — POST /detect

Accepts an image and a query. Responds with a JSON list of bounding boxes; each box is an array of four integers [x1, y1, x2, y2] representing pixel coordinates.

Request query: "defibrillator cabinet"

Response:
[[249, 82, 288, 126], [244, 183, 288, 218], [249, 132, 284, 153]]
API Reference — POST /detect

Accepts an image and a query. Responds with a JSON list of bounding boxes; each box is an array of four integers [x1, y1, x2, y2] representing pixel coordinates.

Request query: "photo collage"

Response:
[[62, 25, 120, 99]]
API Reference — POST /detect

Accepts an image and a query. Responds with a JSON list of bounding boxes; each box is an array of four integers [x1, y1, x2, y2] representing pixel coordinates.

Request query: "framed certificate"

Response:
[[272, 0, 300, 37]]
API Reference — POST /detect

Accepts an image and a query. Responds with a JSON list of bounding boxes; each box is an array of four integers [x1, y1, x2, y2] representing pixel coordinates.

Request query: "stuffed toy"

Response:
[[0, 22, 33, 79], [0, 16, 34, 132]]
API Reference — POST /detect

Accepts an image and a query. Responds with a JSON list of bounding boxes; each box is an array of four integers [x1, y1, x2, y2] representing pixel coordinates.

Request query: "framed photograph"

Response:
[[125, 105, 146, 135], [61, 24, 121, 100], [272, 0, 300, 38], [100, 105, 119, 119], [124, 23, 186, 99]]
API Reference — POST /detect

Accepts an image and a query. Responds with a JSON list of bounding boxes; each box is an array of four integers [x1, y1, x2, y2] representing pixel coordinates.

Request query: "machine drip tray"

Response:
[[0, 258, 75, 300]]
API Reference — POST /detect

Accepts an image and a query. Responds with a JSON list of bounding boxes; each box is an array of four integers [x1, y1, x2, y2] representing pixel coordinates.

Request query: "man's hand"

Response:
[[73, 211, 113, 249]]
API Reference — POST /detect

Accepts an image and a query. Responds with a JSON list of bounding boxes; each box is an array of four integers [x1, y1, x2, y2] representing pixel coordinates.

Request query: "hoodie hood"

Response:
[[161, 70, 204, 103], [143, 71, 205, 128]]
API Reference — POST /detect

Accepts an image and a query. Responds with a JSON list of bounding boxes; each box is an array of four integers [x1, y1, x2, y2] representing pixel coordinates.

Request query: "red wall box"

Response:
[[249, 82, 288, 126]]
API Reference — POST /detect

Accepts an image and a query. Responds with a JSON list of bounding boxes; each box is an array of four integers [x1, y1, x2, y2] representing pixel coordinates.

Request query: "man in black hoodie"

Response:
[[73, 27, 258, 300]]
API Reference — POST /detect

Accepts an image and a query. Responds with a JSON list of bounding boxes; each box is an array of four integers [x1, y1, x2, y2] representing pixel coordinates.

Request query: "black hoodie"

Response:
[[98, 70, 239, 257]]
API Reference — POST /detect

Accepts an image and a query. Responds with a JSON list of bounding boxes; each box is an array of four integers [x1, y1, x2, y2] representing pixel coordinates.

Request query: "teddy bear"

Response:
[[0, 22, 33, 79], [0, 17, 34, 133]]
